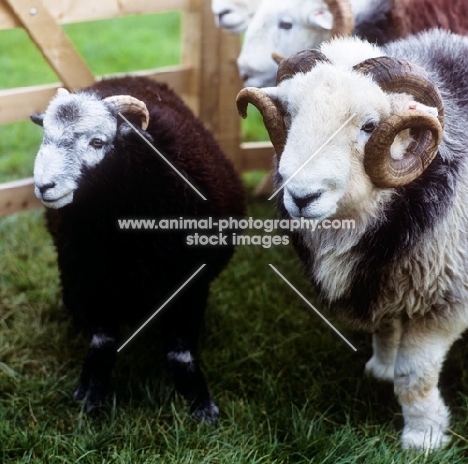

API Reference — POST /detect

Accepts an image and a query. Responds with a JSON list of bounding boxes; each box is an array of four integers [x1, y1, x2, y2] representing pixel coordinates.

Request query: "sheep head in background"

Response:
[[211, 0, 262, 33], [237, 0, 357, 87], [236, 31, 466, 450], [32, 89, 150, 209]]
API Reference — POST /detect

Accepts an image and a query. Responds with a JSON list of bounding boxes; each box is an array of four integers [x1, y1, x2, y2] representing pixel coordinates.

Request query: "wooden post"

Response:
[[181, 0, 202, 114], [198, 0, 243, 167]]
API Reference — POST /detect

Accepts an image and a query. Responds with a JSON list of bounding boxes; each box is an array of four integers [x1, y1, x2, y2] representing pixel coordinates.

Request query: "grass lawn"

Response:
[[1, 8, 468, 464]]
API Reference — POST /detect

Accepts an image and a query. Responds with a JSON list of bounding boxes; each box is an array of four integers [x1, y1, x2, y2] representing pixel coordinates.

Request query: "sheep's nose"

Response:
[[38, 182, 56, 195], [218, 9, 232, 21], [291, 191, 322, 209], [241, 73, 250, 83]]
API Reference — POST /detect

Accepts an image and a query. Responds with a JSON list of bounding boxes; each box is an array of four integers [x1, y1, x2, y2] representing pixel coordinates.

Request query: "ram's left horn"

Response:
[[364, 110, 443, 188], [354, 56, 444, 187], [104, 95, 150, 130]]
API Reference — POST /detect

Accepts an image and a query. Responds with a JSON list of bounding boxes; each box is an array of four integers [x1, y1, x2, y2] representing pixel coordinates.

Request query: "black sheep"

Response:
[[31, 76, 246, 422]]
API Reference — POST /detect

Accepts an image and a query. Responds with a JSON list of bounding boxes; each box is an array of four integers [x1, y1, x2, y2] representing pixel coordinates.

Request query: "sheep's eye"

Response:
[[279, 20, 293, 30], [361, 121, 377, 134], [90, 138, 105, 148]]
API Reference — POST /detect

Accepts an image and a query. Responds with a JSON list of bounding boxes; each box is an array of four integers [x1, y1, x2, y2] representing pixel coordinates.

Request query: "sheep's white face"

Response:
[[33, 91, 117, 209], [237, 0, 334, 87], [237, 0, 376, 88], [272, 65, 437, 220], [211, 0, 261, 33]]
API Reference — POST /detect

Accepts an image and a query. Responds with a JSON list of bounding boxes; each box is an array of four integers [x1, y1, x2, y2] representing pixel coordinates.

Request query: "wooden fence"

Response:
[[0, 0, 273, 217]]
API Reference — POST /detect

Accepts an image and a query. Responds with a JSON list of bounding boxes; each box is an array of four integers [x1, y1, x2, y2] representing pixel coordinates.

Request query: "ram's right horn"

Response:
[[236, 87, 287, 157]]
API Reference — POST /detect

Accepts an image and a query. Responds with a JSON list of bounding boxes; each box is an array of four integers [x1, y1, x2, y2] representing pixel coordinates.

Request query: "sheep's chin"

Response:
[[42, 191, 74, 209]]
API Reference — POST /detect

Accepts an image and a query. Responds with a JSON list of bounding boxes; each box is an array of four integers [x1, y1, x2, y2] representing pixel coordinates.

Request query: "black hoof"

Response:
[[73, 384, 109, 414]]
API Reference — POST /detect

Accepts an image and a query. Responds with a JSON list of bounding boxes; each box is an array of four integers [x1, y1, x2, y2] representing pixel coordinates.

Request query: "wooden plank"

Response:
[[0, 178, 42, 217], [0, 142, 273, 217], [0, 65, 192, 124], [238, 142, 274, 171], [0, 0, 192, 30], [0, 84, 58, 125], [4, 0, 95, 90]]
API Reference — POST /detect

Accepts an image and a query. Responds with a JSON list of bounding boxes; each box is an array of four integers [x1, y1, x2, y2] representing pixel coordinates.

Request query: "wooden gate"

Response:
[[0, 0, 273, 216]]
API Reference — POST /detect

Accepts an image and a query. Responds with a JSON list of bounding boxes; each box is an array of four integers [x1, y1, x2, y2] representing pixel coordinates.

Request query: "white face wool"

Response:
[[33, 91, 117, 209]]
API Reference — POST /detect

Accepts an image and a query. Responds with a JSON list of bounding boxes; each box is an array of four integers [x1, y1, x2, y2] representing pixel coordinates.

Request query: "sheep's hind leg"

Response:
[[74, 330, 118, 413], [162, 289, 218, 424], [394, 315, 467, 450], [365, 318, 402, 381]]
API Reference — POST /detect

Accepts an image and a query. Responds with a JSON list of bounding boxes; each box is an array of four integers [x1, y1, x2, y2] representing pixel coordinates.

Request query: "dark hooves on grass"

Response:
[[74, 385, 109, 415], [191, 400, 220, 426]]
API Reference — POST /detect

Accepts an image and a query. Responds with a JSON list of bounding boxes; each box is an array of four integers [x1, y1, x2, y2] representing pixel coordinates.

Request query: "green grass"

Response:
[[2, 10, 468, 464], [2, 196, 468, 463]]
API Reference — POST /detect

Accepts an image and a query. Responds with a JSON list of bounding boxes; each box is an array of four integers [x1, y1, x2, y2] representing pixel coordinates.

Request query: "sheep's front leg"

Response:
[[161, 290, 218, 424], [365, 318, 402, 381], [394, 316, 466, 450], [74, 329, 118, 413]]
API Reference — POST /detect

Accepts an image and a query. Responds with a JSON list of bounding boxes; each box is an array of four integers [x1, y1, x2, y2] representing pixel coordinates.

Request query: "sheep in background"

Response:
[[211, 0, 262, 34], [237, 0, 363, 87], [237, 0, 468, 88], [237, 29, 468, 449], [31, 76, 246, 421]]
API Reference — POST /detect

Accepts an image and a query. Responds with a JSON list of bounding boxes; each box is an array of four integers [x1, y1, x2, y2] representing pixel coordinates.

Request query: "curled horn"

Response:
[[324, 0, 355, 38], [103, 95, 150, 130], [236, 88, 287, 156], [353, 57, 444, 187], [237, 49, 332, 157], [276, 49, 331, 85]]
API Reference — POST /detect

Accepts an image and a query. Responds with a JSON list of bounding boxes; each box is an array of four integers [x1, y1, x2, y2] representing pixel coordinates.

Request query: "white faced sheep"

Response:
[[237, 0, 363, 87], [211, 0, 262, 33], [237, 0, 468, 88], [237, 29, 468, 450], [31, 76, 246, 422]]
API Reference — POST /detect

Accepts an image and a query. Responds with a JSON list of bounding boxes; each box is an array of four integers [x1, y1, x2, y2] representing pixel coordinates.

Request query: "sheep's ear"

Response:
[[408, 100, 438, 117], [56, 87, 70, 96], [307, 10, 333, 30], [30, 113, 45, 126]]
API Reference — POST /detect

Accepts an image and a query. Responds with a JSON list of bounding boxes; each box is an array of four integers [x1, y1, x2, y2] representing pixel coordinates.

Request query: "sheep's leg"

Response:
[[365, 318, 402, 381], [394, 316, 466, 450], [74, 329, 118, 413], [161, 289, 218, 424]]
